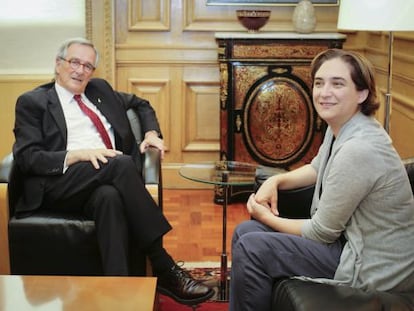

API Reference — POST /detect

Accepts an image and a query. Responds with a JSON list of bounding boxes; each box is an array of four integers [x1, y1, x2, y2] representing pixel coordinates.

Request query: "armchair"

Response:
[[0, 107, 162, 276], [255, 158, 414, 311]]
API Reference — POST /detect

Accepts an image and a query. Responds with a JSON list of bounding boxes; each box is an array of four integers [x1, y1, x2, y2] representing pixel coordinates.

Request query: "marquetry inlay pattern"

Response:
[[243, 76, 314, 166], [219, 63, 228, 109], [233, 66, 268, 109], [233, 43, 328, 59]]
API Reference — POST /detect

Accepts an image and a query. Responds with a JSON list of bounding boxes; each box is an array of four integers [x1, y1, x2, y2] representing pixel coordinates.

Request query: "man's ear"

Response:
[[358, 89, 369, 104]]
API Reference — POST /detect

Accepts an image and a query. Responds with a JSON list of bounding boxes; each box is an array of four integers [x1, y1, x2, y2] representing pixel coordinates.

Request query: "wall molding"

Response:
[[116, 46, 218, 64], [128, 0, 170, 31], [87, 0, 115, 84], [183, 0, 338, 32], [182, 81, 220, 152], [127, 78, 171, 149], [365, 47, 414, 88], [392, 91, 414, 120]]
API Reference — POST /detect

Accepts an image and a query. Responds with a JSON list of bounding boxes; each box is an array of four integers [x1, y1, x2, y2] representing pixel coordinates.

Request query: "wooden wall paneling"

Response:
[[115, 0, 129, 43], [116, 0, 215, 48], [116, 46, 218, 64], [392, 50, 414, 149], [116, 65, 176, 155], [184, 0, 247, 32], [127, 77, 171, 152], [88, 0, 115, 84], [128, 0, 170, 31], [170, 66, 221, 189], [388, 40, 414, 158], [363, 32, 414, 158], [393, 66, 414, 103], [390, 55, 414, 158], [391, 94, 414, 158], [393, 32, 414, 55], [181, 65, 220, 156], [182, 81, 220, 153], [184, 0, 339, 32], [340, 31, 364, 52], [0, 77, 51, 158], [393, 36, 414, 87], [116, 65, 186, 188]]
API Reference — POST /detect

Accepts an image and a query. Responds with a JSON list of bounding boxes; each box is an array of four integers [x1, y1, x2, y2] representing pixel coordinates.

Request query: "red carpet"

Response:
[[157, 294, 229, 311]]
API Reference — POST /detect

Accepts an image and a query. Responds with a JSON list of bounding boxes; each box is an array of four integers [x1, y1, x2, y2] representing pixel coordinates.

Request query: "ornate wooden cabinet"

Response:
[[215, 32, 346, 202]]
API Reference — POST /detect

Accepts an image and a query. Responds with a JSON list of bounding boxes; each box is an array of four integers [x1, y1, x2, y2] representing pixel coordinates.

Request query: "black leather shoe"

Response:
[[157, 264, 215, 305]]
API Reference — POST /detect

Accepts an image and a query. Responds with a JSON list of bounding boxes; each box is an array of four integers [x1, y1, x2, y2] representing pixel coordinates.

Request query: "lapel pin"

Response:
[[97, 98, 102, 104]]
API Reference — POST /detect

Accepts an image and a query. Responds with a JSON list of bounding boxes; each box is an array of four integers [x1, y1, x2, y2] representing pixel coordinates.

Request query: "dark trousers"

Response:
[[229, 220, 343, 311], [42, 154, 172, 275]]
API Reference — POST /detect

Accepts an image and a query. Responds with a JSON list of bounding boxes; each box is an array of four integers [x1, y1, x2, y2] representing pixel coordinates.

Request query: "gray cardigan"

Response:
[[301, 112, 414, 291]]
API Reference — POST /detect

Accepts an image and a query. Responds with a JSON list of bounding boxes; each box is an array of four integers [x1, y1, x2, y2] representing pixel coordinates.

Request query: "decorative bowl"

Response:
[[236, 10, 271, 33]]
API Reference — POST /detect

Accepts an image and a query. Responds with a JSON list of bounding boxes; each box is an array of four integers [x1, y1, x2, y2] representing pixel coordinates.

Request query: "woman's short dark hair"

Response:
[[310, 49, 380, 116]]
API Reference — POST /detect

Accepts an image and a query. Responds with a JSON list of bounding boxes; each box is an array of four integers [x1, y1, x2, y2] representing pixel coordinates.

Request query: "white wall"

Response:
[[0, 0, 85, 74]]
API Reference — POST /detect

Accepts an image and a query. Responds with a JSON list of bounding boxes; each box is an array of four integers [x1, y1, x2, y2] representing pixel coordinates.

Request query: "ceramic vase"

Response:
[[292, 0, 317, 34]]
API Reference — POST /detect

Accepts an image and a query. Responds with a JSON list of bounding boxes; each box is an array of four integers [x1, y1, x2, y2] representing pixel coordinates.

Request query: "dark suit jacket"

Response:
[[12, 78, 161, 216]]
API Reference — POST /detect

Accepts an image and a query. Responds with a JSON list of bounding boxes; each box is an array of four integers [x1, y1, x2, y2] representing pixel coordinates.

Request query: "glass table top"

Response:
[[179, 161, 258, 186]]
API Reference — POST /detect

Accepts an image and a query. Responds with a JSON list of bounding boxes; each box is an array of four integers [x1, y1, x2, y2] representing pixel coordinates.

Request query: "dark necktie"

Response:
[[73, 94, 113, 149]]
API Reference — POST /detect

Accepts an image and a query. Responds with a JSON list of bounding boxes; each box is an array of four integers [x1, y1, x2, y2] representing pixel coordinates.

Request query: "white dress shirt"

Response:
[[55, 83, 115, 173], [55, 82, 115, 150]]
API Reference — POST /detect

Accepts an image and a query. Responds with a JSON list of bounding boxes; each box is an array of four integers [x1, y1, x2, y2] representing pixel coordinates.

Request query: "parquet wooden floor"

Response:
[[162, 189, 250, 263]]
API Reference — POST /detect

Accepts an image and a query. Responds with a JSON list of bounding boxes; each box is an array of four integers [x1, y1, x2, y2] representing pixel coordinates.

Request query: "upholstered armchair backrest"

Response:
[[0, 153, 12, 183]]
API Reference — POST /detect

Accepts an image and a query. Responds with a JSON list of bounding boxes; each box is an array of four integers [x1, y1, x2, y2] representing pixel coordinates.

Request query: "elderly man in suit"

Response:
[[12, 37, 214, 305]]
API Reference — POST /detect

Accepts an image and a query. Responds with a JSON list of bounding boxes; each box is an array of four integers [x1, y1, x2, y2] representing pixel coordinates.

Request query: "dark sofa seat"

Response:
[[272, 278, 414, 311], [7, 208, 147, 275]]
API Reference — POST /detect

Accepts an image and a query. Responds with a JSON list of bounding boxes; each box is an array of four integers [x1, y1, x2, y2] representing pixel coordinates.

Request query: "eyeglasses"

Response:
[[59, 57, 95, 73]]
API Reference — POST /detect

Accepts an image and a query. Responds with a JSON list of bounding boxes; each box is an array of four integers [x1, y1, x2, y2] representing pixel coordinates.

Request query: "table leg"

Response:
[[219, 183, 229, 301]]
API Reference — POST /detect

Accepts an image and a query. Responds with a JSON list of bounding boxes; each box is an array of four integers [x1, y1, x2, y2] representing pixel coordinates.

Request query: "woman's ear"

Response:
[[358, 89, 369, 104]]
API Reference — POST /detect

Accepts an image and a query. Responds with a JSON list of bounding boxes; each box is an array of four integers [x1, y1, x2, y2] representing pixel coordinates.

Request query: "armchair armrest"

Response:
[[402, 157, 414, 193], [126, 108, 162, 207], [126, 108, 160, 182], [0, 153, 13, 183], [255, 165, 313, 219], [277, 185, 314, 219], [143, 147, 161, 185], [143, 147, 162, 206], [0, 153, 12, 274]]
